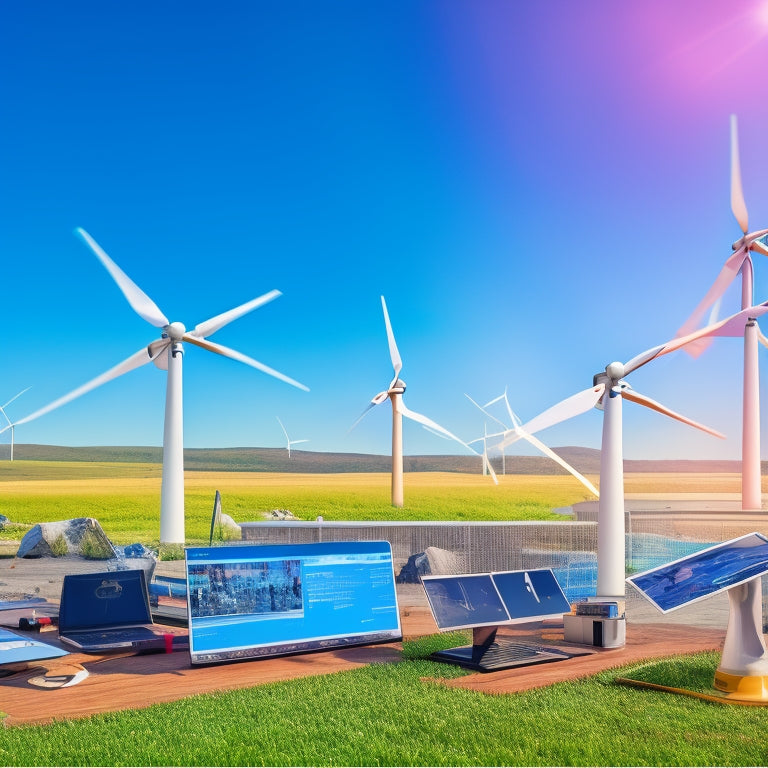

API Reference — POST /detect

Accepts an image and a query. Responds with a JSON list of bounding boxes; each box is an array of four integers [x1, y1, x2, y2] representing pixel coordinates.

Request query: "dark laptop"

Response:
[[58, 569, 170, 652]]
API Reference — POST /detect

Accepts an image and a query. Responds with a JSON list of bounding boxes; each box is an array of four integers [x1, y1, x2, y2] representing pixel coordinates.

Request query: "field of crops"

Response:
[[0, 460, 745, 549]]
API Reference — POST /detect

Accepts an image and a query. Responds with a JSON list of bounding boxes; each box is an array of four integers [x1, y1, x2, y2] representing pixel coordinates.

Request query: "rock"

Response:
[[17, 518, 116, 559], [260, 509, 298, 521], [396, 546, 467, 583]]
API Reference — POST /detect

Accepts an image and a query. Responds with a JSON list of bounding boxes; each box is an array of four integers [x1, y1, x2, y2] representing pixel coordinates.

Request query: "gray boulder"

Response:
[[397, 546, 467, 583], [17, 518, 116, 559]]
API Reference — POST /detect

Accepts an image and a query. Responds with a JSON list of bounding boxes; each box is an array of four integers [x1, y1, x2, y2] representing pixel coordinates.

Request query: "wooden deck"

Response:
[[0, 605, 728, 727]]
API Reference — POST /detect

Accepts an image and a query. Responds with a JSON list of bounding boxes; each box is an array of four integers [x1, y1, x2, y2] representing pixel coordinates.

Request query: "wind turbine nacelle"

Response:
[[389, 379, 406, 394], [164, 322, 187, 341]]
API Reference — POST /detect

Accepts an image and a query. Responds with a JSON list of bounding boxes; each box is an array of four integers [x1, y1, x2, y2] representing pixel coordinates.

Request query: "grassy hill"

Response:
[[3, 443, 744, 474]]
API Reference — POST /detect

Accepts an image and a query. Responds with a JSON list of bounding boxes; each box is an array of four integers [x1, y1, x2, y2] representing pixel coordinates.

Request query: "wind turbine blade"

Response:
[[674, 247, 749, 343], [730, 114, 749, 234], [182, 335, 309, 391], [465, 393, 508, 429], [484, 453, 499, 485], [192, 290, 282, 338], [13, 347, 152, 427], [1, 387, 31, 410], [380, 296, 402, 382], [75, 228, 169, 328], [751, 238, 768, 258], [516, 427, 599, 498], [620, 387, 725, 439], [398, 400, 477, 454], [276, 416, 290, 441], [516, 384, 606, 439], [757, 323, 768, 349], [291, 439, 309, 446], [348, 395, 387, 433], [624, 300, 768, 375]]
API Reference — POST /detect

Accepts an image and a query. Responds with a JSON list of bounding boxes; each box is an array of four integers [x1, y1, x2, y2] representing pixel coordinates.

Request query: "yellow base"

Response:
[[713, 670, 768, 702]]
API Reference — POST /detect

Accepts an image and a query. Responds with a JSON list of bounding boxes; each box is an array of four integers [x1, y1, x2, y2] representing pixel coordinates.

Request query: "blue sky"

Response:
[[3, 1, 768, 460]]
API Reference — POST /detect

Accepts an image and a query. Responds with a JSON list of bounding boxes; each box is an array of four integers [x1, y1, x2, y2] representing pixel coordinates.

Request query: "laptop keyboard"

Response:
[[66, 626, 162, 645]]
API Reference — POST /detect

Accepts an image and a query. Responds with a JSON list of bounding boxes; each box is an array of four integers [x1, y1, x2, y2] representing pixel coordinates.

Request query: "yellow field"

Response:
[[0, 462, 749, 546]]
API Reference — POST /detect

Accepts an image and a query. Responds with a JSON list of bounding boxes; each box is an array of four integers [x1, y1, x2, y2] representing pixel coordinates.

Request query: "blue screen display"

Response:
[[627, 532, 768, 613], [185, 541, 401, 664]]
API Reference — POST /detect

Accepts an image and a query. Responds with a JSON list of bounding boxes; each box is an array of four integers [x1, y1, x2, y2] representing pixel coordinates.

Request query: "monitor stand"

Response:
[[431, 625, 572, 673], [714, 576, 768, 702]]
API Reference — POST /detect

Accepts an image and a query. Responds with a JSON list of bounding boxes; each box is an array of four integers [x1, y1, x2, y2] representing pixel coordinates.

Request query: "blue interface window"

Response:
[[185, 541, 401, 663]]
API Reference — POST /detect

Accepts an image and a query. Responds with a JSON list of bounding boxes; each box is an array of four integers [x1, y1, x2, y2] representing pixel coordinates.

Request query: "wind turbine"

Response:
[[675, 115, 768, 510], [352, 296, 475, 507], [13, 228, 308, 544], [276, 416, 309, 458], [467, 422, 497, 483], [466, 390, 599, 497], [0, 387, 30, 461], [497, 303, 768, 599]]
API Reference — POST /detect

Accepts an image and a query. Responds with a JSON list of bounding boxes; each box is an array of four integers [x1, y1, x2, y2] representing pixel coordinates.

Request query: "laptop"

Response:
[[58, 569, 172, 652]]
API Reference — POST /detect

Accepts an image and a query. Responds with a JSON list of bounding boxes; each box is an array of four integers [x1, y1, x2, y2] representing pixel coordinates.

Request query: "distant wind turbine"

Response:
[[276, 416, 308, 458], [13, 228, 308, 544], [465, 392, 599, 498], [0, 387, 30, 461], [675, 115, 768, 510], [497, 303, 768, 598], [351, 296, 475, 507]]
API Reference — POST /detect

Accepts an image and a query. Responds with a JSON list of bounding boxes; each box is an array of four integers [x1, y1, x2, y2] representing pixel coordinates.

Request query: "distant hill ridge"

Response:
[[5, 444, 745, 474]]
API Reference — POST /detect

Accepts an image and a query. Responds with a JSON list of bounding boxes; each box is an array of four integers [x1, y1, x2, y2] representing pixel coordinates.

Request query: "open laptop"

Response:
[[58, 569, 172, 652]]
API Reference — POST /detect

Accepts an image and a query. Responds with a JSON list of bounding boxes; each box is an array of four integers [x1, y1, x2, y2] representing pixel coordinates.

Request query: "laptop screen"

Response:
[[185, 541, 402, 665], [422, 568, 572, 630], [627, 531, 768, 613], [59, 570, 153, 631]]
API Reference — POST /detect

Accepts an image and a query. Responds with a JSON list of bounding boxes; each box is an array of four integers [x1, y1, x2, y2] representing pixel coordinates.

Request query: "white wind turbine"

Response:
[[13, 228, 308, 544], [467, 422, 497, 483], [0, 387, 30, 461], [352, 296, 475, 507], [675, 115, 768, 510], [465, 391, 599, 498], [497, 303, 768, 598], [276, 416, 309, 458]]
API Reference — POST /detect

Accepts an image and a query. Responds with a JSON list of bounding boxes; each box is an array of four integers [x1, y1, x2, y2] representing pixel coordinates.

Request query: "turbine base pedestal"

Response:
[[713, 670, 768, 702]]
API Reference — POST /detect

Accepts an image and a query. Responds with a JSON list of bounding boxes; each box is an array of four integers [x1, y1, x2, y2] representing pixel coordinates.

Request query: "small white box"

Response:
[[563, 614, 626, 648]]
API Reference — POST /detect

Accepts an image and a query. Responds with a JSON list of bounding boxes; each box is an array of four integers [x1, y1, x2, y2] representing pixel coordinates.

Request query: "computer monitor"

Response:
[[626, 531, 768, 613], [421, 569, 577, 672], [185, 541, 402, 665]]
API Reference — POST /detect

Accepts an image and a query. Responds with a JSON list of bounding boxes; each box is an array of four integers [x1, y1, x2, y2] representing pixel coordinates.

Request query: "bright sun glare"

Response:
[[758, 1, 768, 27]]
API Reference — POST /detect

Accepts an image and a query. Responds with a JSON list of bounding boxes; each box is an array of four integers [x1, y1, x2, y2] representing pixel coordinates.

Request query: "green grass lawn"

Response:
[[1, 463, 762, 766], [1, 649, 765, 767]]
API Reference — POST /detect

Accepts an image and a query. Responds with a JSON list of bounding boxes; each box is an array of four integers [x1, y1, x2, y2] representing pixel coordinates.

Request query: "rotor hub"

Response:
[[389, 378, 406, 395], [164, 321, 186, 341], [605, 361, 625, 381]]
